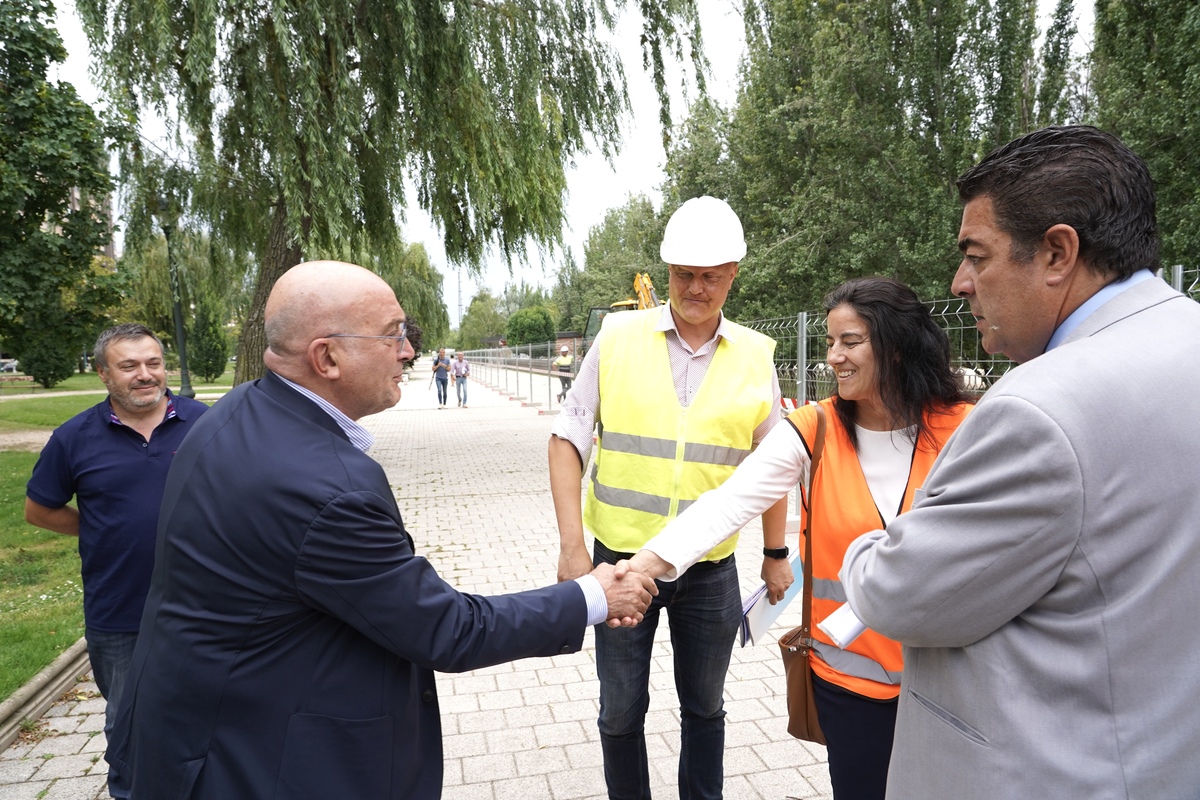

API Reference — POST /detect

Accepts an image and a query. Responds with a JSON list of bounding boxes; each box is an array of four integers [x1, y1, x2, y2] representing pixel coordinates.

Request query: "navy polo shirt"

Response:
[[26, 391, 208, 632]]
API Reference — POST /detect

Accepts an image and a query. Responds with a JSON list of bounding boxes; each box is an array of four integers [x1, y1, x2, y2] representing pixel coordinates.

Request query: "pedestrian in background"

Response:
[[451, 351, 470, 407], [431, 348, 450, 408], [553, 344, 574, 403]]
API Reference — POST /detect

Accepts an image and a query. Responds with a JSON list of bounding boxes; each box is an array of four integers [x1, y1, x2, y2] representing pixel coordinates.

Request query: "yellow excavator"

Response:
[[582, 273, 665, 353]]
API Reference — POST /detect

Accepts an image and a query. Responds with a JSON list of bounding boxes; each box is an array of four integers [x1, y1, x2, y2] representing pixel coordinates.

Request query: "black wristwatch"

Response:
[[762, 546, 789, 560]]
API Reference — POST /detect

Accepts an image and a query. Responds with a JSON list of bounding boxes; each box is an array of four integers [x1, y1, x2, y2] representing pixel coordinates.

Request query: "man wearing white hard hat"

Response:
[[549, 196, 789, 798], [553, 344, 574, 403]]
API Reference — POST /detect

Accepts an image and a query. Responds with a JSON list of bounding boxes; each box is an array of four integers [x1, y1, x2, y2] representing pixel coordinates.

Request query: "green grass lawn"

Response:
[[0, 451, 85, 701], [0, 368, 231, 701], [0, 365, 236, 397], [0, 394, 102, 432]]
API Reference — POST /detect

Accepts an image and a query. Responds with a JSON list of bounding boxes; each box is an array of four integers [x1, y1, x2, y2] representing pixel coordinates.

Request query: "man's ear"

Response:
[[1041, 224, 1081, 288], [307, 338, 341, 380]]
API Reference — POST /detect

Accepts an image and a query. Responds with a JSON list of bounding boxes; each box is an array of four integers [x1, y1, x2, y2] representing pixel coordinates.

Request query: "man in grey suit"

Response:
[[841, 126, 1200, 799]]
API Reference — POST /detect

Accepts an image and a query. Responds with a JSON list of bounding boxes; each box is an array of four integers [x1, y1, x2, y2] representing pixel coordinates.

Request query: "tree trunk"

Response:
[[234, 199, 304, 385]]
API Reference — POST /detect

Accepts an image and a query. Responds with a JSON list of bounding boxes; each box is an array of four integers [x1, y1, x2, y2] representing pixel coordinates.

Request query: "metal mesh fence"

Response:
[[739, 297, 1015, 403], [463, 271, 1194, 405], [1181, 266, 1200, 302]]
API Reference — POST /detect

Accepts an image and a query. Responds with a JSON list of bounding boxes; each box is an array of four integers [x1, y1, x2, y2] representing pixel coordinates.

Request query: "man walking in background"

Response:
[[451, 350, 470, 407], [24, 323, 208, 798], [553, 344, 574, 403], [431, 347, 450, 408]]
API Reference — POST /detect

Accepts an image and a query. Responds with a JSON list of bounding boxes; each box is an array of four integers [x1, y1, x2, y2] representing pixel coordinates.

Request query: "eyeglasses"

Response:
[[326, 323, 407, 349]]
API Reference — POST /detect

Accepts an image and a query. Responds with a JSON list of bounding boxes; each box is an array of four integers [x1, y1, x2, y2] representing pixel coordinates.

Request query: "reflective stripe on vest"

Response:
[[789, 397, 973, 699], [598, 430, 752, 467], [812, 641, 904, 685], [583, 309, 776, 556]]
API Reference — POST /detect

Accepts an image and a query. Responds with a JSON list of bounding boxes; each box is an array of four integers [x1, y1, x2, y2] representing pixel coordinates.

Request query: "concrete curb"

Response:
[[0, 637, 90, 750]]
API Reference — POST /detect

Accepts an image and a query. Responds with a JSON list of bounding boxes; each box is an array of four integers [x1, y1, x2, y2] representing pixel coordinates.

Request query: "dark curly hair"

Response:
[[823, 277, 967, 452], [402, 318, 423, 368]]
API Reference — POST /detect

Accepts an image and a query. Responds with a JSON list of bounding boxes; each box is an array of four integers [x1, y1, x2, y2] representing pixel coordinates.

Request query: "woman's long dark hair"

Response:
[[822, 277, 966, 452]]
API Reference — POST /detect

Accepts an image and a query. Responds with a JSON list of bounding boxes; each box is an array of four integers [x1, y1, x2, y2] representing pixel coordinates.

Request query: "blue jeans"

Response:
[[86, 627, 138, 798], [593, 540, 741, 800], [436, 377, 448, 405], [455, 376, 467, 405]]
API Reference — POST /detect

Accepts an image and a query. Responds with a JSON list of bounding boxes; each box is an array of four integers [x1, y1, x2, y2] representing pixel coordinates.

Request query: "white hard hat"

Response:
[[659, 196, 747, 267], [561, 345, 569, 353]]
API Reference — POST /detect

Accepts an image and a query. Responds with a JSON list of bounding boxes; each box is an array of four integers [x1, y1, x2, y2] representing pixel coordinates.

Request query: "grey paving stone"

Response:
[[0, 761, 37, 785], [4, 369, 834, 800]]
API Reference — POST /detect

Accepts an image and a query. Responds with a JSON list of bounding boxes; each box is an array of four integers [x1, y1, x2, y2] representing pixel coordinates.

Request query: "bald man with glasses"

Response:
[[106, 261, 657, 799]]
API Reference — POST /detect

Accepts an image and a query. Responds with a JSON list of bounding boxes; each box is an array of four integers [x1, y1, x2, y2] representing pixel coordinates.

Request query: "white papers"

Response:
[[738, 552, 803, 647], [817, 602, 867, 648]]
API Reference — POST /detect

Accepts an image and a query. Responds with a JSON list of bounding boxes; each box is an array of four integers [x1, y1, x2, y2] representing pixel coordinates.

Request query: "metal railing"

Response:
[[462, 269, 1196, 407]]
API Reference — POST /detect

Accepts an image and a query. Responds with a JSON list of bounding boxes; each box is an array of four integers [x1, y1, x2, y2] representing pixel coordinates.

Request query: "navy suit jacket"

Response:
[[106, 372, 587, 798]]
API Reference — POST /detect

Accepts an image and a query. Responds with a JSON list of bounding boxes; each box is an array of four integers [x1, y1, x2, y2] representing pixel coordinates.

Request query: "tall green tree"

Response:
[[1093, 0, 1200, 272], [505, 307, 556, 346], [77, 0, 708, 384], [0, 0, 122, 387], [551, 249, 592, 332], [666, 0, 1081, 319], [187, 289, 230, 382], [578, 194, 666, 321], [457, 290, 507, 350]]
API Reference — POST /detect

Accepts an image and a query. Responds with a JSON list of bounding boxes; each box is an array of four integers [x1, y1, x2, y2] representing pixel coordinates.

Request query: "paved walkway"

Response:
[[0, 363, 832, 799]]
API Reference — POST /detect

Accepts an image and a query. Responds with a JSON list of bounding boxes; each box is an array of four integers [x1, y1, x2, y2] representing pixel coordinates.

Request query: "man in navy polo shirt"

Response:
[[25, 323, 207, 795]]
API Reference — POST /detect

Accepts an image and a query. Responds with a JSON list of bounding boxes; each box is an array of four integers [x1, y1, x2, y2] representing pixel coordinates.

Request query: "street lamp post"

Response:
[[158, 209, 195, 399]]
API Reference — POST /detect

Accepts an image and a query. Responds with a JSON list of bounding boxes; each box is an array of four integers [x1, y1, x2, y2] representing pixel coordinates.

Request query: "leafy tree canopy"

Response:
[[657, 0, 1081, 320], [506, 306, 556, 346], [77, 0, 709, 383], [571, 194, 666, 330], [1093, 0, 1200, 273], [0, 0, 123, 387], [457, 290, 507, 351]]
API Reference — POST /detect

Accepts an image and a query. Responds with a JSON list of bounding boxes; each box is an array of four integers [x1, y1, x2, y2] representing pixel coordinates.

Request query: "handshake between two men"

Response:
[[592, 553, 682, 628], [589, 560, 664, 628]]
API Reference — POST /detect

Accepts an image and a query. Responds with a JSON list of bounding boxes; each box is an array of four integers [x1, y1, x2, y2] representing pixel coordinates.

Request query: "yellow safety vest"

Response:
[[584, 309, 776, 558]]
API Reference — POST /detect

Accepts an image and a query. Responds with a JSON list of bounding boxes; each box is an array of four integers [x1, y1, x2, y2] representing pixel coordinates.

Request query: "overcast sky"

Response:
[[51, 0, 1089, 328]]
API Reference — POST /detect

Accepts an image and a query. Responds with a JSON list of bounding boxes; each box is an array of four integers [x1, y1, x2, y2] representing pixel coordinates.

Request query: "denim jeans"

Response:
[[436, 377, 448, 405], [593, 540, 741, 800], [455, 376, 468, 405], [86, 627, 138, 798]]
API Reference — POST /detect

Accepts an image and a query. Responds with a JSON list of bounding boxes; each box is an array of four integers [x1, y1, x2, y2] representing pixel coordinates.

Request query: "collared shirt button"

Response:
[[422, 690, 434, 703]]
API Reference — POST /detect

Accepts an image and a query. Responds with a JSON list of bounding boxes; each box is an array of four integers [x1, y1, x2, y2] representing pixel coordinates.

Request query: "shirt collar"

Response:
[[1046, 269, 1155, 352], [106, 390, 178, 427], [653, 303, 734, 347], [275, 374, 375, 452]]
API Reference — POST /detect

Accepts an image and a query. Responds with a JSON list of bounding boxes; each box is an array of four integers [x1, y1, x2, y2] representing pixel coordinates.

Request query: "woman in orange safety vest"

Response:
[[626, 276, 976, 800]]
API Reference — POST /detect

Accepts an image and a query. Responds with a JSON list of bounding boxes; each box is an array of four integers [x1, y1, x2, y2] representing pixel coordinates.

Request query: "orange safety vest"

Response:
[[787, 397, 973, 699]]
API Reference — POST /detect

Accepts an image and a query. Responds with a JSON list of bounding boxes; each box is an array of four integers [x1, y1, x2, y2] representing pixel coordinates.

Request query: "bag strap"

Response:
[[800, 404, 827, 647]]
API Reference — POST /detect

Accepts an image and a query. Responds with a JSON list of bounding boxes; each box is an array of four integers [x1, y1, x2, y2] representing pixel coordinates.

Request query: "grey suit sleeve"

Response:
[[840, 394, 1084, 648]]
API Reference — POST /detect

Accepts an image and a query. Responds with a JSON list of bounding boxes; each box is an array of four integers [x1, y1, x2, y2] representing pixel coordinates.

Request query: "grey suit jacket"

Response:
[[842, 277, 1200, 799]]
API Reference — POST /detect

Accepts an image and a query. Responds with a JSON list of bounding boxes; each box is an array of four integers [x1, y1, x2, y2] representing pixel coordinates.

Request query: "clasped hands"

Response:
[[589, 560, 659, 628]]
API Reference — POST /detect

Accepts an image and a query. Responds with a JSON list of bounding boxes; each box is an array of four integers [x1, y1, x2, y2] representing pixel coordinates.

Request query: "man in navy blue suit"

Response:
[[105, 261, 656, 799]]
